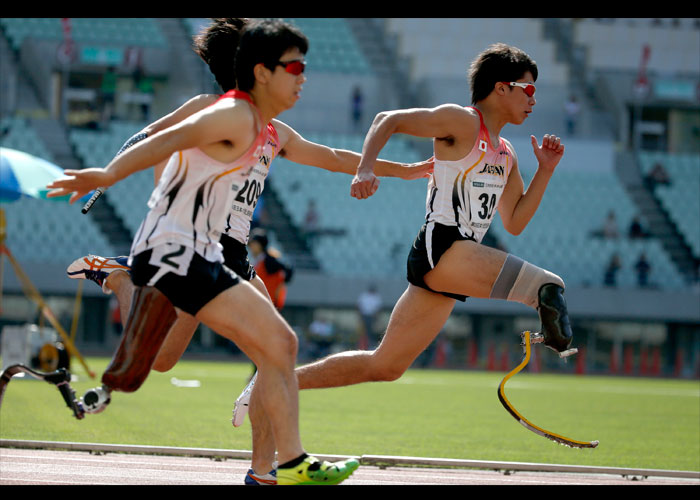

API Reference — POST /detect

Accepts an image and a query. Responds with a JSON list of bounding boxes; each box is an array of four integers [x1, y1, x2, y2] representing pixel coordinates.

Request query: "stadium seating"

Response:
[[385, 18, 568, 85], [571, 19, 700, 75], [268, 132, 426, 276], [488, 154, 688, 290], [0, 18, 167, 50], [1, 117, 54, 162], [637, 151, 700, 258], [1, 117, 118, 265], [283, 18, 372, 75], [69, 121, 154, 236]]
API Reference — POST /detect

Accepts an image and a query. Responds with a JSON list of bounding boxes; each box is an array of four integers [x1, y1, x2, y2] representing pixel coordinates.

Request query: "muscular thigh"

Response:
[[424, 240, 507, 299], [195, 279, 294, 364], [374, 285, 455, 372]]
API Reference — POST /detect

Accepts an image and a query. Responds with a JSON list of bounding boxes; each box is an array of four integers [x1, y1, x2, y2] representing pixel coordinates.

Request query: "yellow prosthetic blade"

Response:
[[498, 331, 599, 449]]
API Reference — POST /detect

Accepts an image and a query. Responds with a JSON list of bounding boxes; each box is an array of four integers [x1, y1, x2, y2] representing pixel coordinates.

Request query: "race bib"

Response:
[[147, 243, 195, 285]]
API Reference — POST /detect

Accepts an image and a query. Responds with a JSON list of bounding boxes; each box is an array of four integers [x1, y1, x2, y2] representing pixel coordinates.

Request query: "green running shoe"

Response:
[[276, 456, 359, 485]]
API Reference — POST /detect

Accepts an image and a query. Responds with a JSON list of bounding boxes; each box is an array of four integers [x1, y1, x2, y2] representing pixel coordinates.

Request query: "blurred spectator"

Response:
[[100, 66, 117, 123], [248, 228, 294, 311], [628, 216, 648, 239], [350, 86, 364, 133], [603, 211, 619, 238], [592, 210, 619, 239], [133, 65, 154, 121], [604, 252, 622, 287], [308, 313, 335, 359], [303, 199, 320, 246], [644, 162, 671, 190], [109, 296, 122, 336], [357, 284, 382, 349], [634, 252, 651, 288], [563, 95, 580, 136]]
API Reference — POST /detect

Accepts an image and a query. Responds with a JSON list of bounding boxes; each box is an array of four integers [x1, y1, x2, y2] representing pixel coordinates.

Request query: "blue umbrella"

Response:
[[0, 147, 90, 203]]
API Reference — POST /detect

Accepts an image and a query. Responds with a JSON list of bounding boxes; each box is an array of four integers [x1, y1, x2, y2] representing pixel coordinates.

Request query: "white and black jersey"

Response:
[[425, 106, 514, 243], [223, 122, 279, 245], [407, 107, 515, 301], [130, 90, 272, 267]]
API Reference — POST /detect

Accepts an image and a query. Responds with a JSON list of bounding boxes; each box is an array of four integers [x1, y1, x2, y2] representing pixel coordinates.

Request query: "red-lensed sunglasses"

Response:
[[277, 59, 306, 76], [502, 81, 536, 97]]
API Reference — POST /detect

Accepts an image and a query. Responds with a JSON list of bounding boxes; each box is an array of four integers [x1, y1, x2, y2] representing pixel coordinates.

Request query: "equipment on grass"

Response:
[[498, 330, 599, 449], [0, 286, 177, 419], [0, 364, 86, 419]]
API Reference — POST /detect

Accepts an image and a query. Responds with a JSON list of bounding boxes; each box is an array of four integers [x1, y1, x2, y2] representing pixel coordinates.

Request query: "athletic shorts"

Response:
[[220, 234, 256, 281], [130, 246, 241, 316], [406, 222, 476, 302]]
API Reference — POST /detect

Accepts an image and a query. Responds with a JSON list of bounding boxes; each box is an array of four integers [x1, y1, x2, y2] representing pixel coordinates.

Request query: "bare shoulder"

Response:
[[190, 93, 220, 107], [433, 103, 478, 122], [430, 104, 480, 151], [270, 119, 296, 150]]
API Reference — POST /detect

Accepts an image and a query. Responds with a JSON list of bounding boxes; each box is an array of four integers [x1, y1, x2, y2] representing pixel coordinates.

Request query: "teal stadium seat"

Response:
[[284, 18, 372, 75], [1, 118, 118, 265], [0, 18, 167, 50], [639, 152, 700, 258], [69, 121, 154, 236], [268, 132, 425, 277], [489, 164, 688, 290]]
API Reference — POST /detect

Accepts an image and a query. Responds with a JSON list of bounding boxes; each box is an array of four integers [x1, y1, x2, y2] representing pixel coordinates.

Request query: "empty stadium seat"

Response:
[[0, 18, 167, 50]]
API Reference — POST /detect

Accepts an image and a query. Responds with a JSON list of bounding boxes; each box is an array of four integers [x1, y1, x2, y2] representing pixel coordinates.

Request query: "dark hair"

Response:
[[192, 18, 308, 93], [468, 43, 538, 104], [235, 18, 309, 92], [250, 228, 269, 249], [193, 18, 249, 92]]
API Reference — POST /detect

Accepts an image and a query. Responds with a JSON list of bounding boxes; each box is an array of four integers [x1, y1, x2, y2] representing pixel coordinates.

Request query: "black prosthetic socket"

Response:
[[537, 283, 573, 352]]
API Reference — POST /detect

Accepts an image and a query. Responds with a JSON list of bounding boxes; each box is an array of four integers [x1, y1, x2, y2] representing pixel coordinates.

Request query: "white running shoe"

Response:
[[232, 372, 257, 427], [66, 255, 131, 295]]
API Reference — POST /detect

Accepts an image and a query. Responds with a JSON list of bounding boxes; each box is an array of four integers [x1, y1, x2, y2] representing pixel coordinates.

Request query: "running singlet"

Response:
[[223, 120, 279, 244], [130, 90, 272, 264], [424, 107, 514, 243]]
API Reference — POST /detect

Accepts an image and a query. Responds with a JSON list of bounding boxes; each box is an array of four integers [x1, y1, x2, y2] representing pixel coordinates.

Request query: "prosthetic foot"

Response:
[[537, 283, 573, 354], [0, 364, 85, 419]]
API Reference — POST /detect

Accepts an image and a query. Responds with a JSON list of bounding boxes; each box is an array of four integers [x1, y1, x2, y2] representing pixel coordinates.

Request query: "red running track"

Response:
[[1, 447, 698, 486]]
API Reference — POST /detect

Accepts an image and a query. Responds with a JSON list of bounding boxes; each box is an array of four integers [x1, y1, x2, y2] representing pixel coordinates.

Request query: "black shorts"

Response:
[[406, 222, 475, 302], [220, 234, 256, 281], [131, 247, 241, 316]]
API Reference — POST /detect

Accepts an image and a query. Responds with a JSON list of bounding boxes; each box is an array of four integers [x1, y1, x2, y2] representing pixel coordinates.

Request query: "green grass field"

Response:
[[1, 357, 698, 472]]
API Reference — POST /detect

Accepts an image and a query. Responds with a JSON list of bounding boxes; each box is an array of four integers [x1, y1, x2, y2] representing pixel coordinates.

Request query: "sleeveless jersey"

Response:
[[223, 121, 279, 244], [130, 90, 271, 264], [425, 107, 514, 243]]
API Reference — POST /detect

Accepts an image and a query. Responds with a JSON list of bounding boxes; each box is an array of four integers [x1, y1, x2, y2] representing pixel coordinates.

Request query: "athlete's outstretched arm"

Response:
[[273, 120, 433, 181], [47, 100, 255, 203], [351, 105, 475, 199], [497, 135, 564, 235]]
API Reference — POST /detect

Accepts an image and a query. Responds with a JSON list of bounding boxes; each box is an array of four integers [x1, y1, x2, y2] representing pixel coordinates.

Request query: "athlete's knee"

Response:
[[490, 254, 565, 309], [262, 326, 298, 368]]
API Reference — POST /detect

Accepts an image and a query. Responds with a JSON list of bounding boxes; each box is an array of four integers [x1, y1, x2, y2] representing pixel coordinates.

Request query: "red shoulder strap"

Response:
[[468, 106, 500, 151], [217, 89, 254, 105]]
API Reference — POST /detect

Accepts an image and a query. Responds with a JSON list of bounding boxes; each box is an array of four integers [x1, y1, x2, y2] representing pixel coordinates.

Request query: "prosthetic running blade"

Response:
[[0, 364, 86, 419], [497, 331, 599, 449]]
